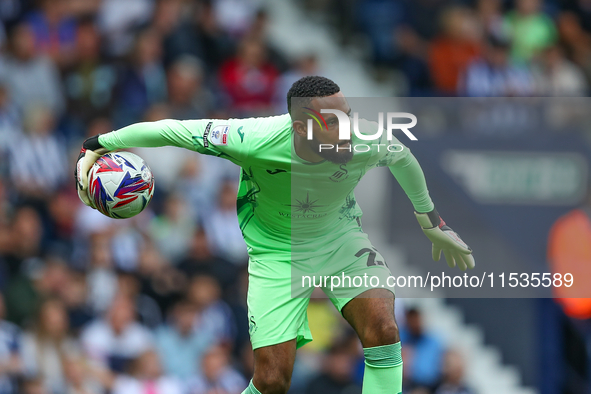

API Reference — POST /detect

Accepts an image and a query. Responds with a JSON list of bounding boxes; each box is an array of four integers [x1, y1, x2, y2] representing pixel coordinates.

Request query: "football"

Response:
[[87, 152, 155, 219]]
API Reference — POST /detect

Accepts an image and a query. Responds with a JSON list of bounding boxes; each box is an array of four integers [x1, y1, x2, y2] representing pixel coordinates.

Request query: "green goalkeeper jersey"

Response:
[[98, 114, 433, 259]]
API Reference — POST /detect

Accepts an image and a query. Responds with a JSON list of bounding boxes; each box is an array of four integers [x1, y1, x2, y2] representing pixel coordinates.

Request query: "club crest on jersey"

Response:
[[329, 164, 349, 182], [209, 125, 229, 146]]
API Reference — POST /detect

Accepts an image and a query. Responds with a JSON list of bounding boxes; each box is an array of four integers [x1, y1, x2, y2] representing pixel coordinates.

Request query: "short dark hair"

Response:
[[287, 76, 340, 115]]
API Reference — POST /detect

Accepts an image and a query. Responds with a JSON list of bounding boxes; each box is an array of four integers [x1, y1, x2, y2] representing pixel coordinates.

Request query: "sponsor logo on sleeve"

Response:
[[209, 125, 230, 146], [202, 122, 213, 148]]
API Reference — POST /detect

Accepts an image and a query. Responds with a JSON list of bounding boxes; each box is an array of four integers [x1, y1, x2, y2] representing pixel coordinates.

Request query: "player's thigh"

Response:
[[322, 231, 395, 310], [253, 339, 297, 389], [247, 258, 314, 350], [341, 288, 399, 347]]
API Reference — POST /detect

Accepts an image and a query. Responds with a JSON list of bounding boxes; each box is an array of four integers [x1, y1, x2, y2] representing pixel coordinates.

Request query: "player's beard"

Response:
[[309, 137, 354, 164]]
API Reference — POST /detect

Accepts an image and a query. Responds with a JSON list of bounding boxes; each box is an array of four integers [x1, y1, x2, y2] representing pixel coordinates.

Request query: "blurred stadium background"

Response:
[[1, 0, 591, 393]]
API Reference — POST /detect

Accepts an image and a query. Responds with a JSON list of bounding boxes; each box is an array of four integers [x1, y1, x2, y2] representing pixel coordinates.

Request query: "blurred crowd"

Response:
[[0, 0, 483, 394], [339, 0, 591, 96]]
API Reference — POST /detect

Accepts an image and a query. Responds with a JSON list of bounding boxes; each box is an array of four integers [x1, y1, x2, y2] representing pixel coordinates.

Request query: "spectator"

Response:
[[404, 0, 448, 41], [46, 190, 79, 252], [173, 153, 240, 220], [135, 242, 187, 317], [355, 0, 407, 65], [177, 228, 238, 290], [247, 10, 289, 73], [396, 25, 433, 96], [433, 350, 475, 394], [187, 344, 247, 394], [111, 350, 183, 394], [63, 17, 117, 128], [274, 53, 319, 113], [85, 232, 118, 314], [81, 295, 153, 373], [562, 0, 591, 34], [212, 0, 259, 38], [0, 23, 65, 116], [97, 0, 155, 57], [20, 378, 49, 394], [187, 275, 236, 344], [2, 206, 43, 277], [166, 55, 214, 120], [0, 0, 20, 24], [66, 0, 101, 19], [162, 1, 235, 73], [461, 34, 535, 96], [532, 45, 589, 96], [219, 37, 279, 116], [60, 272, 93, 333], [62, 356, 103, 394], [24, 0, 76, 67], [400, 308, 445, 391], [173, 156, 212, 221], [7, 106, 67, 200], [114, 28, 167, 127], [547, 187, 591, 319], [34, 259, 72, 304], [502, 0, 557, 62], [148, 194, 196, 264], [429, 6, 482, 95], [21, 298, 79, 394], [475, 0, 504, 38], [203, 180, 248, 265], [150, 0, 185, 39], [304, 340, 361, 394], [0, 84, 22, 150], [3, 207, 44, 326], [0, 293, 22, 394], [155, 299, 214, 381], [117, 273, 162, 330], [556, 11, 591, 87]]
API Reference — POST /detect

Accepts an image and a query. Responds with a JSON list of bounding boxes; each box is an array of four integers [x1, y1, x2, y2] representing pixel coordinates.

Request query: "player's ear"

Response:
[[292, 120, 307, 138]]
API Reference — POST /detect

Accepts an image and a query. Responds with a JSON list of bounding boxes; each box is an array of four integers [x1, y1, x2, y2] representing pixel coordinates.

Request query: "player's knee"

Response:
[[253, 372, 291, 394], [361, 318, 400, 346]]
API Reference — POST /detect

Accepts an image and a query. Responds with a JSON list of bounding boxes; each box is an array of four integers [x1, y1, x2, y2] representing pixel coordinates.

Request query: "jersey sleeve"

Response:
[[359, 118, 435, 213], [98, 118, 253, 166], [98, 116, 291, 167]]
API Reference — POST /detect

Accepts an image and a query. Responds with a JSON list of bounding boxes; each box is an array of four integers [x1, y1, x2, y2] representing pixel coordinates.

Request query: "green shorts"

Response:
[[246, 231, 394, 350]]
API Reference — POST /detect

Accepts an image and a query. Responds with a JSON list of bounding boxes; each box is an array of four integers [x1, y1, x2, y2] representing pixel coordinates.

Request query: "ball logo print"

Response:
[[94, 155, 124, 174], [88, 152, 155, 219]]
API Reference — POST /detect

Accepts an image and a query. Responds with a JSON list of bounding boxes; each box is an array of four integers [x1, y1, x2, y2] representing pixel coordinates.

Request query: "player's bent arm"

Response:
[[388, 150, 475, 271]]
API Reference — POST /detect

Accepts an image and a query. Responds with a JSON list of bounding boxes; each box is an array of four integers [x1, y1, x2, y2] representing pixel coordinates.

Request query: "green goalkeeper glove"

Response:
[[415, 209, 475, 271], [75, 135, 110, 208]]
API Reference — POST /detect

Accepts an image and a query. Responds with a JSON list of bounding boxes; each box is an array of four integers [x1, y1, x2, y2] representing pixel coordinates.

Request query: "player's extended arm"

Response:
[[389, 152, 475, 271], [75, 120, 195, 207]]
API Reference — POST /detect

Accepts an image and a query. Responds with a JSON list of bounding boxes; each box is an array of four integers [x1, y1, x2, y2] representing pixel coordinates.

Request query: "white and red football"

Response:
[[88, 152, 154, 219]]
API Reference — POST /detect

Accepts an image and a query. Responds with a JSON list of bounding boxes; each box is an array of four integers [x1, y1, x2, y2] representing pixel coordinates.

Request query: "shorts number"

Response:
[[356, 248, 386, 267]]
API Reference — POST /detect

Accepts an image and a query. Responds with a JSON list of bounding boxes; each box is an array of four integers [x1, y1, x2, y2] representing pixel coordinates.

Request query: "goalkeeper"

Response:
[[75, 76, 474, 394]]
